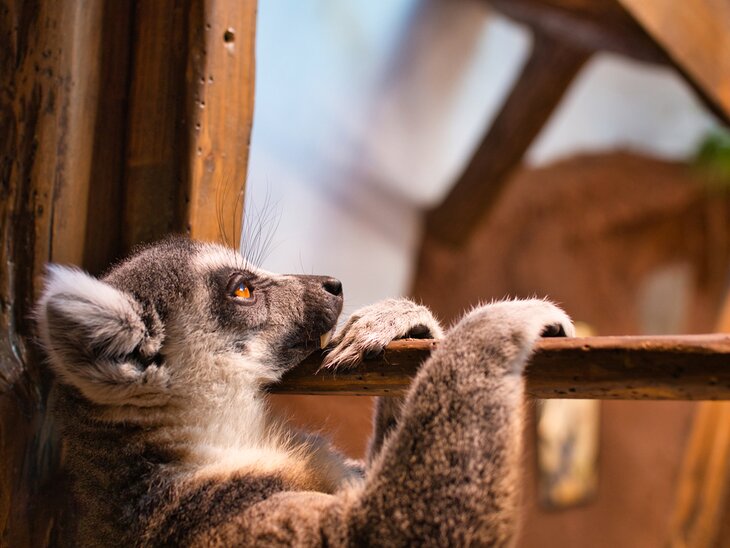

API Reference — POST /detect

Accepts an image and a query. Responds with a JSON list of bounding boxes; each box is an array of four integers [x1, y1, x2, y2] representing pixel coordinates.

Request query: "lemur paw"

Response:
[[322, 298, 443, 369], [449, 299, 574, 374], [463, 298, 574, 339]]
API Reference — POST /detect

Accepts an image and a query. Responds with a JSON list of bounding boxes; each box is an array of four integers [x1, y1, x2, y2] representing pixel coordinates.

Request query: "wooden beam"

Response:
[[424, 34, 589, 246], [487, 0, 670, 65], [1, 1, 257, 543], [617, 0, 730, 123], [487, 0, 729, 125], [274, 335, 730, 400], [124, 0, 256, 251]]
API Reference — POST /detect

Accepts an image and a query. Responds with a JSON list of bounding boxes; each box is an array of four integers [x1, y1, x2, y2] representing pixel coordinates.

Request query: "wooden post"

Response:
[[124, 0, 256, 251], [185, 0, 256, 247], [0, 1, 257, 543], [0, 1, 116, 543]]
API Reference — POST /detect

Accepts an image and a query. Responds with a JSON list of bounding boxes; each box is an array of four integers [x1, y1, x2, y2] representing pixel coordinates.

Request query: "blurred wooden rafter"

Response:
[[424, 0, 730, 248], [617, 0, 730, 126], [424, 33, 589, 246], [487, 0, 670, 65]]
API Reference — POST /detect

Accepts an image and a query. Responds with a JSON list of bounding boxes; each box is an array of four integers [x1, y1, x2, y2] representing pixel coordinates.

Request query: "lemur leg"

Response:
[[367, 396, 403, 463], [343, 299, 573, 546], [322, 298, 444, 464]]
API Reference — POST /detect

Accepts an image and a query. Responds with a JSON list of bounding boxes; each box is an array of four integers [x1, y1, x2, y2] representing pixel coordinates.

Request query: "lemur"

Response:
[[35, 237, 573, 546]]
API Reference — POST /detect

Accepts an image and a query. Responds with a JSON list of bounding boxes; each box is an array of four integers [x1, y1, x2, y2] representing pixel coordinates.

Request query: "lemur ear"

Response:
[[35, 265, 169, 407]]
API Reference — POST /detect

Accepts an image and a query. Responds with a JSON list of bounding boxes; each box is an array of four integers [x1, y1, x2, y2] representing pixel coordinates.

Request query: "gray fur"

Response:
[[323, 298, 444, 368], [35, 238, 573, 547]]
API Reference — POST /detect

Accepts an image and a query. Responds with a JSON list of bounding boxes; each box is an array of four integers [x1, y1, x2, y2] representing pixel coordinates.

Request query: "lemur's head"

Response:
[[35, 238, 343, 408]]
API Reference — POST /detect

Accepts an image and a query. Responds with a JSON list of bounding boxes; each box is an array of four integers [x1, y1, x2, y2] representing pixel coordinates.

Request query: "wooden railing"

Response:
[[274, 335, 730, 400]]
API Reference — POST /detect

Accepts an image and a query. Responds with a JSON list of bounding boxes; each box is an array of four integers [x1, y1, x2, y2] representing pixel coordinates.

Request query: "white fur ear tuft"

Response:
[[36, 265, 169, 406], [37, 265, 147, 357]]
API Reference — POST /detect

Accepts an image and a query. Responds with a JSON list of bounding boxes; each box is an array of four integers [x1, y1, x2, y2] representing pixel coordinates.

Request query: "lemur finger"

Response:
[[541, 323, 567, 338], [323, 320, 419, 369], [328, 313, 363, 347], [322, 299, 444, 370], [323, 331, 391, 369]]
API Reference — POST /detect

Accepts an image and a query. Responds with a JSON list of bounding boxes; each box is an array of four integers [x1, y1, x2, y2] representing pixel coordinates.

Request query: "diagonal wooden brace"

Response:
[[424, 33, 590, 246]]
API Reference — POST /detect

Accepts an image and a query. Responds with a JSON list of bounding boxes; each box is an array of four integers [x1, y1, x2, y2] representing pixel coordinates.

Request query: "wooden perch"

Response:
[[272, 335, 730, 400]]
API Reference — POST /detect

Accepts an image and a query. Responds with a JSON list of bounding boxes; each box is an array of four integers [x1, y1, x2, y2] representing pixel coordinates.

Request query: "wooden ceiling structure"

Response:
[[1, 0, 729, 545], [422, 0, 730, 248]]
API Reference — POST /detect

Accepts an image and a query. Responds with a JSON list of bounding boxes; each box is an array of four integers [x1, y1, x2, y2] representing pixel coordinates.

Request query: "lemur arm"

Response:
[[210, 299, 572, 546], [322, 298, 444, 464]]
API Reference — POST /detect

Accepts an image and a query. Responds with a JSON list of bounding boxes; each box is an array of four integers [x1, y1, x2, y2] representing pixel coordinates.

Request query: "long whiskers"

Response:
[[239, 186, 282, 269]]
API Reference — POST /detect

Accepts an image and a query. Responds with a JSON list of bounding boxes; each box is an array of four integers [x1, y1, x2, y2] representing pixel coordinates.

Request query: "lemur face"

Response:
[[35, 238, 343, 408]]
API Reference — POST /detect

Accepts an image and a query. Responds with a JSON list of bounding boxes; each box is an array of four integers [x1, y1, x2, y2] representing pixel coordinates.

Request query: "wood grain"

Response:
[[124, 0, 189, 249], [274, 335, 730, 400], [0, 1, 111, 543], [124, 0, 256, 251], [184, 0, 256, 248], [81, 3, 135, 275]]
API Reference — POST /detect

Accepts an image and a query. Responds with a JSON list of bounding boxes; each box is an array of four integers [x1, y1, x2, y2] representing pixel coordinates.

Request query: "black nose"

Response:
[[322, 278, 343, 296]]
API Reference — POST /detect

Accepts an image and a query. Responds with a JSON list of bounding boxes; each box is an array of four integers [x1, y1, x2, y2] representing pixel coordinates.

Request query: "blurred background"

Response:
[[246, 1, 730, 546]]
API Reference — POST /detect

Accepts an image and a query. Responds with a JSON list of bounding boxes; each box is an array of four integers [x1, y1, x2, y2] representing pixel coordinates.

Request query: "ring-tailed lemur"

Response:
[[36, 237, 573, 546]]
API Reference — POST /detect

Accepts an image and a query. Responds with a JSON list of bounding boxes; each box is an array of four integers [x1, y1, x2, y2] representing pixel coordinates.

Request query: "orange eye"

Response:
[[233, 282, 253, 300]]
